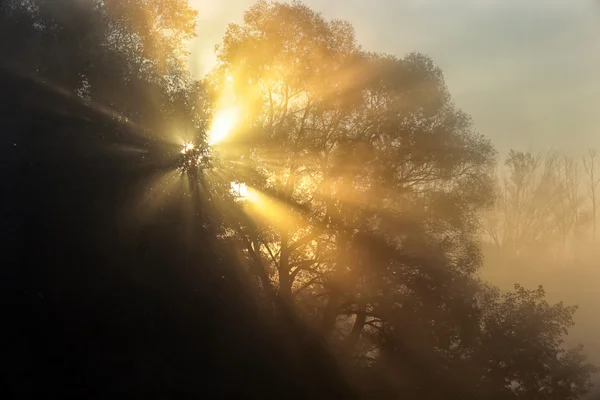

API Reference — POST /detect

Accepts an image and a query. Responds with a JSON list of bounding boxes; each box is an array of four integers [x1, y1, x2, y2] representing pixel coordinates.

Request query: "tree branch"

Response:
[[261, 241, 280, 270], [288, 215, 329, 254], [293, 275, 325, 297]]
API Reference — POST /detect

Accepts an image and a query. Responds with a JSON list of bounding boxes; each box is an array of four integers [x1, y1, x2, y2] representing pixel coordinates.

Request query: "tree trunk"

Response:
[[345, 303, 366, 352], [278, 230, 292, 303], [321, 292, 339, 336], [593, 193, 597, 243], [240, 234, 277, 307]]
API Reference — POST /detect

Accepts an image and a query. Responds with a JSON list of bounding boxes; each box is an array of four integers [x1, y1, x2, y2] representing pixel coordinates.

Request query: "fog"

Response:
[[479, 149, 600, 396]]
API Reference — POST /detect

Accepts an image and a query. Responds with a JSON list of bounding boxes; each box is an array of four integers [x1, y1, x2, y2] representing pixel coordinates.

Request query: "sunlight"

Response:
[[231, 182, 248, 199], [244, 187, 262, 204], [207, 105, 240, 146], [231, 182, 263, 203], [181, 141, 195, 154], [239, 187, 304, 232], [237, 182, 249, 198]]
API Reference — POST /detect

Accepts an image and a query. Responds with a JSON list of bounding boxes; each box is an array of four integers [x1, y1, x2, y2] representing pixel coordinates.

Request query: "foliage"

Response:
[[209, 2, 596, 398], [474, 285, 597, 399]]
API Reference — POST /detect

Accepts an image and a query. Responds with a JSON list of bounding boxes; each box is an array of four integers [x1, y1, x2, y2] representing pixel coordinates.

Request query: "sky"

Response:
[[188, 0, 600, 158]]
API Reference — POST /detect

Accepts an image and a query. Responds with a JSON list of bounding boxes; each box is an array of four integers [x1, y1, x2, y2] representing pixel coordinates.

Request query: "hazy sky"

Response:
[[188, 0, 600, 157]]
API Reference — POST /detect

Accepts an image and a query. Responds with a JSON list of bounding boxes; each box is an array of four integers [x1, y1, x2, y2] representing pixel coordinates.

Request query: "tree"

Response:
[[555, 154, 584, 251], [472, 285, 597, 400], [208, 2, 596, 398], [211, 0, 494, 317], [208, 0, 366, 304], [583, 149, 600, 243], [0, 0, 201, 137], [343, 276, 598, 399], [483, 150, 588, 257]]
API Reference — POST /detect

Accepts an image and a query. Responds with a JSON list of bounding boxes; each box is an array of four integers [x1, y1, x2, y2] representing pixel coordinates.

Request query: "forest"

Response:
[[1, 0, 598, 398]]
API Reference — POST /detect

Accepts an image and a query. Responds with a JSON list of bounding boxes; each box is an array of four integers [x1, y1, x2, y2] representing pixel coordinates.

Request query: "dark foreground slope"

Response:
[[0, 71, 356, 398]]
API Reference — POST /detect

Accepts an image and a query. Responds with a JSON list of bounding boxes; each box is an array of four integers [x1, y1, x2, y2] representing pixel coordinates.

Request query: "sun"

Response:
[[237, 183, 249, 198], [231, 182, 247, 198], [230, 182, 263, 203], [181, 141, 195, 154]]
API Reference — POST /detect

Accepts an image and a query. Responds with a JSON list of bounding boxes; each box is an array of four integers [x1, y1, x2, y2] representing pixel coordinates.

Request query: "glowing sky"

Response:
[[188, 0, 600, 156]]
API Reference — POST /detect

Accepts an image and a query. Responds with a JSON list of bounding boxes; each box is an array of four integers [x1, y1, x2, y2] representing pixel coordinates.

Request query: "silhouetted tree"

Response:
[[583, 149, 600, 243], [0, 1, 359, 397], [472, 285, 597, 399]]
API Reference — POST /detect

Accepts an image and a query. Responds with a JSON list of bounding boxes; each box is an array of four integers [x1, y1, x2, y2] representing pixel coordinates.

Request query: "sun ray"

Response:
[[239, 186, 306, 232], [207, 105, 240, 146]]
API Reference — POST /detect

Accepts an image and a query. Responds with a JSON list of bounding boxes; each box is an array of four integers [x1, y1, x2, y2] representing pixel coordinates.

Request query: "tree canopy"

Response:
[[206, 2, 596, 398]]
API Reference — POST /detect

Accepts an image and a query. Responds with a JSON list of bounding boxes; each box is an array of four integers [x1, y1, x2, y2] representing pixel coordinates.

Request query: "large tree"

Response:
[[211, 0, 494, 332], [209, 2, 596, 398]]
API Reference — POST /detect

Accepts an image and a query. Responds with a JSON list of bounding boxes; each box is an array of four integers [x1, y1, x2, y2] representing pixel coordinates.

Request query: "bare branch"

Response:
[[293, 275, 325, 296], [288, 215, 329, 254], [261, 241, 280, 270]]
